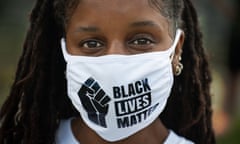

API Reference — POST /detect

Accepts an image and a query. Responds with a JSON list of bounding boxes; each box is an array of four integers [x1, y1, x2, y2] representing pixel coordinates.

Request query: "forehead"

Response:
[[67, 0, 168, 28], [78, 0, 154, 11]]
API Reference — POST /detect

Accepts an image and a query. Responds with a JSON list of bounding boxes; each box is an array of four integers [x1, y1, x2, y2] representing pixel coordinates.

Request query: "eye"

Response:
[[80, 39, 104, 49], [128, 34, 155, 46], [132, 38, 152, 45], [128, 34, 156, 51]]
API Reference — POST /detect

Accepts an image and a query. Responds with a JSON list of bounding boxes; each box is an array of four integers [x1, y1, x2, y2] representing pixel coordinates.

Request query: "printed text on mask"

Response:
[[113, 78, 159, 128]]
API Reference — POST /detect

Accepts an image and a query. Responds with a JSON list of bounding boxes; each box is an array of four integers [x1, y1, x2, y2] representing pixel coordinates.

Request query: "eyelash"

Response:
[[79, 35, 155, 49], [80, 39, 104, 49], [128, 37, 154, 45]]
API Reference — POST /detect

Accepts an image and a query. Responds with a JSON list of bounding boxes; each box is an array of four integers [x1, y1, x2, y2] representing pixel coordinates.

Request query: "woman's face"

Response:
[[65, 0, 175, 56]]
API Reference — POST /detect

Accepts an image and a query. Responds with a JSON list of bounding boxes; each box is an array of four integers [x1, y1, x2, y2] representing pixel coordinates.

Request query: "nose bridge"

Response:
[[105, 39, 127, 55]]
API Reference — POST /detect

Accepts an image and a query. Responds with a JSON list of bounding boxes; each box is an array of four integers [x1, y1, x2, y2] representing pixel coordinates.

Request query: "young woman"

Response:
[[0, 0, 216, 143]]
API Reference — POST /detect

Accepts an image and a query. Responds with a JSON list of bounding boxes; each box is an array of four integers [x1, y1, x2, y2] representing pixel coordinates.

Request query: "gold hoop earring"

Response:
[[175, 62, 183, 76]]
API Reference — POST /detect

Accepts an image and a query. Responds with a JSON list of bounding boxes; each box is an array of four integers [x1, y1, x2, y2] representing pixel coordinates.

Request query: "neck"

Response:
[[71, 117, 169, 144]]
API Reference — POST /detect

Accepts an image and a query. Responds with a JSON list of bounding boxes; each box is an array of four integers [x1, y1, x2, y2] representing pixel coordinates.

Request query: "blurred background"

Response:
[[0, 0, 239, 143]]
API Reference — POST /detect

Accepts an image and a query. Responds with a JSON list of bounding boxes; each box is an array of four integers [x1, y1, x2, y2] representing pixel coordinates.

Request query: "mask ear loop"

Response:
[[169, 29, 183, 61], [61, 38, 70, 62]]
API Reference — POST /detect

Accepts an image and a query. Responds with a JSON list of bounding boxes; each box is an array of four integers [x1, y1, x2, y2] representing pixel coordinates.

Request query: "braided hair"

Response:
[[0, 0, 215, 143], [154, 0, 216, 143]]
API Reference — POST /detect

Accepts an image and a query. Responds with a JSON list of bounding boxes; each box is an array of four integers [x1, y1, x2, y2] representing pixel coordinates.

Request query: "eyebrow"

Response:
[[130, 20, 161, 28], [75, 26, 100, 33], [74, 21, 161, 33]]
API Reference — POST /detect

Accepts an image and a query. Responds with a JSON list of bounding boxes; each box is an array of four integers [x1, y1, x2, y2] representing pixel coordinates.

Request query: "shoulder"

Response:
[[55, 118, 79, 144]]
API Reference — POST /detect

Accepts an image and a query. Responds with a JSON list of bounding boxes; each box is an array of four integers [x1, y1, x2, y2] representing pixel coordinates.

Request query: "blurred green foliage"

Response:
[[0, 1, 34, 105], [217, 117, 240, 144]]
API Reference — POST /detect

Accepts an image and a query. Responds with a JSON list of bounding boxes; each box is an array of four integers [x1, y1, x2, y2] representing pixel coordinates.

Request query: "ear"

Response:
[[172, 31, 185, 74]]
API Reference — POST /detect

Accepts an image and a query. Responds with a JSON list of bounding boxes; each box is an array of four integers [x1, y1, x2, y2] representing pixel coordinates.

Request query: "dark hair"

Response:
[[0, 0, 215, 143]]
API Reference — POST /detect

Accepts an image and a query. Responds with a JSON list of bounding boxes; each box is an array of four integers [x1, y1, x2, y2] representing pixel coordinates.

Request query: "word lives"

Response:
[[113, 78, 158, 128]]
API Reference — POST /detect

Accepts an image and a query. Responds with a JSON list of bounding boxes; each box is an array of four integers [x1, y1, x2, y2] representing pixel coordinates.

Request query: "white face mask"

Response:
[[61, 29, 183, 142]]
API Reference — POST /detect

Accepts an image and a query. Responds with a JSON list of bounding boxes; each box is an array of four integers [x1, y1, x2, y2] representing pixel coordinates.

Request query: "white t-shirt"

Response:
[[55, 118, 194, 144]]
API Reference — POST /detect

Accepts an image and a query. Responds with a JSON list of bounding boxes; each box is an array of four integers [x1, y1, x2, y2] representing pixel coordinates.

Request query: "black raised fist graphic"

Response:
[[78, 77, 111, 128]]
